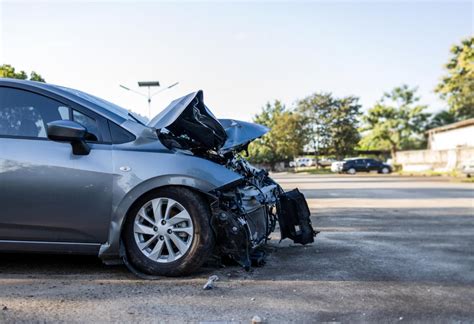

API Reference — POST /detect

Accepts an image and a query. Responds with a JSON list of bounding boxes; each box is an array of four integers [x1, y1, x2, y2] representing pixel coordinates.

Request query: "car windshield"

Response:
[[55, 85, 145, 125]]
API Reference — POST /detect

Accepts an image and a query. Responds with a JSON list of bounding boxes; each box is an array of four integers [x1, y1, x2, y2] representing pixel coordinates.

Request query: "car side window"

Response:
[[0, 87, 61, 138], [72, 109, 99, 141], [0, 87, 101, 142], [56, 107, 100, 142], [58, 106, 70, 120]]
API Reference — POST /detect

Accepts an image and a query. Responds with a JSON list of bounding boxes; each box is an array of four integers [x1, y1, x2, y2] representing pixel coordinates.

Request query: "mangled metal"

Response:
[[152, 90, 318, 270], [150, 90, 227, 152]]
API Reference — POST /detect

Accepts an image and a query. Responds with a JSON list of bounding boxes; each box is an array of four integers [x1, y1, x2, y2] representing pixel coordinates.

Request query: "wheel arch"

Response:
[[98, 175, 218, 264]]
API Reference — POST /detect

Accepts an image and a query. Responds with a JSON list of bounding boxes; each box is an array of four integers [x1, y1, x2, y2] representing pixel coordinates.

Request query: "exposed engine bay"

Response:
[[149, 90, 318, 270], [210, 156, 317, 269]]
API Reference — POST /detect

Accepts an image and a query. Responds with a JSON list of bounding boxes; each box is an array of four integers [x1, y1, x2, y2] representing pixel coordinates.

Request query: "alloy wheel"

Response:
[[133, 197, 194, 263]]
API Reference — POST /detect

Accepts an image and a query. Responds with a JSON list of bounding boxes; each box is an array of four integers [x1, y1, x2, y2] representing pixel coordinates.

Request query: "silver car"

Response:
[[0, 79, 316, 276]]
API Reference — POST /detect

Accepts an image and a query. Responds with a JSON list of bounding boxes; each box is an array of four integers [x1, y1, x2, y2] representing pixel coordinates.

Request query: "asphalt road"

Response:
[[1, 174, 473, 323]]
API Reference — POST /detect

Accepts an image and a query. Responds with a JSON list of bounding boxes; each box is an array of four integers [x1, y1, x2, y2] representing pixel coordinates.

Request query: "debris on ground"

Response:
[[203, 275, 219, 290], [251, 315, 262, 323]]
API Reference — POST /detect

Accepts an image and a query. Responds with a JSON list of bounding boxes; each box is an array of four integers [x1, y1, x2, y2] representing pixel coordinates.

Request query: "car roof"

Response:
[[0, 78, 130, 124]]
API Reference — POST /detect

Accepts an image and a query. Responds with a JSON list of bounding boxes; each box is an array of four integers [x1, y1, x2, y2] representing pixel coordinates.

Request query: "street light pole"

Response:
[[119, 81, 179, 119], [137, 81, 160, 119]]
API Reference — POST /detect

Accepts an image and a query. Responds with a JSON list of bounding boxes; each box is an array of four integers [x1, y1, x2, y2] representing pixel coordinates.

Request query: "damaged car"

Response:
[[0, 79, 317, 276]]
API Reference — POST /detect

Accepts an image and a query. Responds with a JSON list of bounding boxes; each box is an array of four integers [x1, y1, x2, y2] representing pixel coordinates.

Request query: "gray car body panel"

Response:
[[100, 143, 243, 261], [219, 119, 269, 153], [0, 79, 243, 261], [0, 138, 114, 243]]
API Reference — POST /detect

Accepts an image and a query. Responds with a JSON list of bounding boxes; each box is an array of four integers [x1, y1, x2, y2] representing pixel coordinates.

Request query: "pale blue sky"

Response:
[[0, 1, 472, 121]]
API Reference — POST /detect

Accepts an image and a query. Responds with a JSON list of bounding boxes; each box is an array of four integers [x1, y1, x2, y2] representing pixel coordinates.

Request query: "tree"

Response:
[[329, 96, 362, 159], [359, 85, 430, 159], [296, 93, 333, 158], [435, 37, 474, 119], [426, 110, 457, 130], [297, 93, 361, 161], [248, 100, 308, 170], [0, 64, 46, 82]]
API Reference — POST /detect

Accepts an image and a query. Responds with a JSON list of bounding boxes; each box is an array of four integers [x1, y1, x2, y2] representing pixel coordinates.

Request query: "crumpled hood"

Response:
[[149, 90, 268, 152], [148, 90, 227, 151], [219, 119, 269, 153]]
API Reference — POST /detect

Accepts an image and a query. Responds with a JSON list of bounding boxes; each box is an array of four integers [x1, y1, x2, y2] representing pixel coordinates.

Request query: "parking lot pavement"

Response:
[[1, 175, 473, 323]]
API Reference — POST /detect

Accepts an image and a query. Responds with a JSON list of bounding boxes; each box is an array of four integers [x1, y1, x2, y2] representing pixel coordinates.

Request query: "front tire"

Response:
[[347, 168, 356, 175], [381, 167, 390, 174], [123, 187, 214, 276]]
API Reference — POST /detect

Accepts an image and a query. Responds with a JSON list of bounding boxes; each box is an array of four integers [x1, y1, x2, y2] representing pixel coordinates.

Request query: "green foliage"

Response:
[[29, 71, 46, 82], [0, 64, 45, 82], [297, 93, 361, 160], [426, 110, 458, 130], [329, 96, 362, 159], [248, 100, 308, 169], [359, 85, 430, 157], [296, 93, 333, 154], [435, 37, 474, 119]]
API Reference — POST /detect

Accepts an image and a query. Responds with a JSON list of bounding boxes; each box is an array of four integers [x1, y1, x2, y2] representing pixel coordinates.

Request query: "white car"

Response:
[[295, 158, 315, 167], [462, 160, 474, 177], [331, 161, 344, 173]]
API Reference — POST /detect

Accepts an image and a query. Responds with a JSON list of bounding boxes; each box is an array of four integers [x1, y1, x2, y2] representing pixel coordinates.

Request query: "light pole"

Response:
[[119, 81, 179, 118]]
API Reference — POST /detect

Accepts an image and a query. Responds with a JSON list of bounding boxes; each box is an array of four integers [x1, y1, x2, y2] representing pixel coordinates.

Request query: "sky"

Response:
[[0, 0, 472, 121]]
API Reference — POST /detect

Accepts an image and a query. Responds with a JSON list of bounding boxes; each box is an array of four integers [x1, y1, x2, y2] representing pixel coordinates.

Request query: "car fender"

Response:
[[98, 149, 243, 262]]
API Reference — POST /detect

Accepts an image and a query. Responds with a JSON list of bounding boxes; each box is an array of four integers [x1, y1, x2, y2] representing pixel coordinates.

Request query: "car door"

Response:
[[0, 86, 113, 244], [366, 159, 378, 172], [354, 159, 367, 172]]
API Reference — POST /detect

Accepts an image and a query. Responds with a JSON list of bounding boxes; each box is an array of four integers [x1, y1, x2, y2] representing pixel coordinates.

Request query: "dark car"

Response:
[[341, 158, 392, 174]]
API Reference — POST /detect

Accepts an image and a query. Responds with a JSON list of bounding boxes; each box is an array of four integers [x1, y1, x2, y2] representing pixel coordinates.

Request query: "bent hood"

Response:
[[219, 119, 269, 153], [149, 90, 269, 152], [148, 90, 227, 151]]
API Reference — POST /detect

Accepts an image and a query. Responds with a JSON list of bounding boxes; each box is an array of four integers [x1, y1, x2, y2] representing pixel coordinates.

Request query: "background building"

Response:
[[427, 119, 474, 150], [397, 118, 474, 172]]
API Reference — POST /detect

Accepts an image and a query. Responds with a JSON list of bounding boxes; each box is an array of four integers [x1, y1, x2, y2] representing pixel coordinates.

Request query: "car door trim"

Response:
[[0, 240, 101, 255]]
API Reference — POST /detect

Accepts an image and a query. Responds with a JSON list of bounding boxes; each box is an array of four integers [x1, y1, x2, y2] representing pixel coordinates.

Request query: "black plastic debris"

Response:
[[276, 188, 318, 244]]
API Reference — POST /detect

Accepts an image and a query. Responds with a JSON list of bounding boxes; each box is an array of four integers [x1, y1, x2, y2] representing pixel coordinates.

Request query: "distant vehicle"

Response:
[[295, 157, 316, 167], [331, 161, 344, 173], [331, 157, 358, 173], [317, 158, 336, 167], [461, 160, 474, 177], [341, 158, 392, 174]]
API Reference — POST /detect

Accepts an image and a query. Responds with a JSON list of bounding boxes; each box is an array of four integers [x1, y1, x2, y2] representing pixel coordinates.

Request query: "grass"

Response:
[[396, 170, 474, 182], [397, 170, 450, 177], [293, 167, 333, 174]]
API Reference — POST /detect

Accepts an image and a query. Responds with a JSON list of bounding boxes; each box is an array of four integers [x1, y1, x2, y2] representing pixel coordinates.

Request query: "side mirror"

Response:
[[47, 120, 90, 155]]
